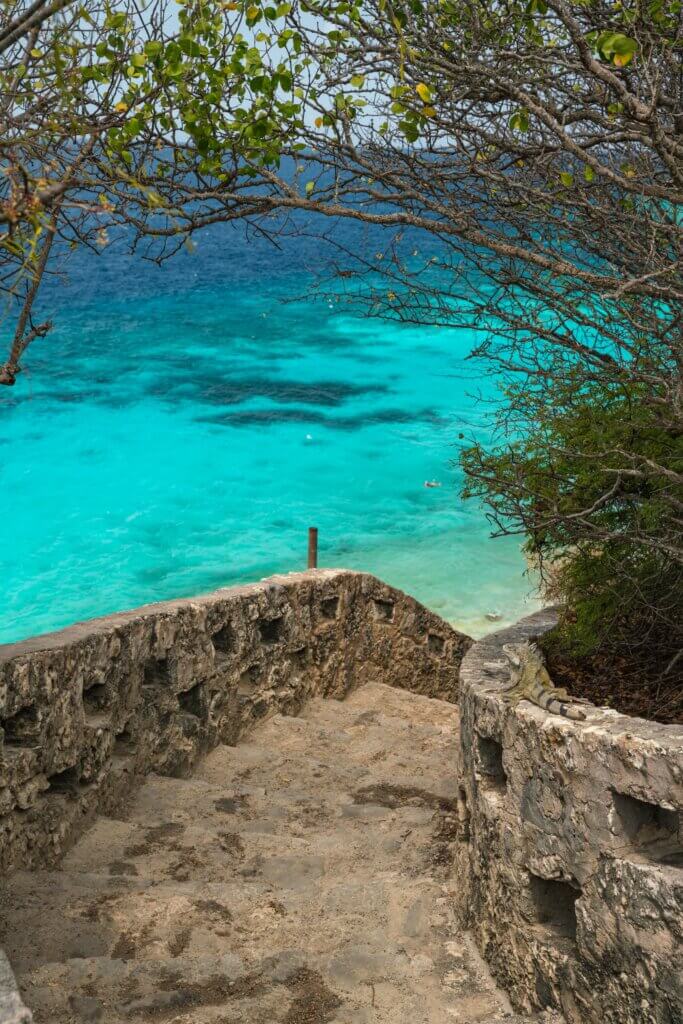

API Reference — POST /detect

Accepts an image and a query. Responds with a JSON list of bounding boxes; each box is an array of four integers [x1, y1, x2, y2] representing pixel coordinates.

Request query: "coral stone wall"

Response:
[[456, 609, 683, 1024], [0, 570, 470, 876]]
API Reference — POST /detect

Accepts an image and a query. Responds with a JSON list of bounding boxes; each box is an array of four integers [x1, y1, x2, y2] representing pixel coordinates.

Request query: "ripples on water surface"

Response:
[[0, 218, 540, 644]]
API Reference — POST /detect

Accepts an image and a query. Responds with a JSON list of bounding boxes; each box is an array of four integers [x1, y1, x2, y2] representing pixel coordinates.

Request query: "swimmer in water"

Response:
[[424, 480, 442, 488]]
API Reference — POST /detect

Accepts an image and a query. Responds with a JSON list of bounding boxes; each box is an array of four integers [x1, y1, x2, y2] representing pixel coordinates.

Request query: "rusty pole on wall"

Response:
[[308, 527, 318, 569]]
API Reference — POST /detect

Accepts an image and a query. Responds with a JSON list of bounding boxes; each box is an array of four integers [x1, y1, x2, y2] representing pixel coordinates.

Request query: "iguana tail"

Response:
[[541, 695, 586, 721], [522, 669, 587, 720]]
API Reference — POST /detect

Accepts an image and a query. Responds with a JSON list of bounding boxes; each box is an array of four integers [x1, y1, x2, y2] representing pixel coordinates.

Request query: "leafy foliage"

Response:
[[462, 359, 683, 663], [2, 0, 682, 671]]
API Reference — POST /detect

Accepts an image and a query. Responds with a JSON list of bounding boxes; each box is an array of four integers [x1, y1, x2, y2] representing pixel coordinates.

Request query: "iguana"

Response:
[[484, 641, 587, 721]]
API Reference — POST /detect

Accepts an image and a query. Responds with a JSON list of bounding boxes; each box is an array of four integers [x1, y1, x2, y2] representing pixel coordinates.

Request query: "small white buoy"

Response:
[[305, 434, 313, 442]]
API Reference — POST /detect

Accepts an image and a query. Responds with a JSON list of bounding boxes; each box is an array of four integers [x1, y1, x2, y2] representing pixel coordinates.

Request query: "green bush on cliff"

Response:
[[462, 359, 683, 667]]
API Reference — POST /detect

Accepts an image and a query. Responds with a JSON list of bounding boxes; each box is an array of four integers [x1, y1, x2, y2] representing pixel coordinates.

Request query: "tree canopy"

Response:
[[2, 0, 682, 673]]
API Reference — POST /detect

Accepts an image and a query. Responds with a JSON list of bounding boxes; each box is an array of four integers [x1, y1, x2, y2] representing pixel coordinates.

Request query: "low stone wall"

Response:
[[455, 609, 683, 1024], [0, 569, 471, 876]]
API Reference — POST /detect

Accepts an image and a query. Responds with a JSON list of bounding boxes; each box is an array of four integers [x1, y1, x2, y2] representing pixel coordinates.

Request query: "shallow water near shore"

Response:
[[0, 219, 540, 644]]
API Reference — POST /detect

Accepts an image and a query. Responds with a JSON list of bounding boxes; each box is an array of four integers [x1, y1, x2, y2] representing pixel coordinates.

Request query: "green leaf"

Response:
[[596, 31, 637, 66], [399, 119, 419, 143], [559, 171, 574, 187], [509, 109, 529, 132], [179, 37, 204, 57], [609, 34, 637, 65], [305, 180, 314, 194], [106, 12, 128, 29], [130, 52, 147, 67], [584, 164, 595, 182], [350, 73, 365, 88], [164, 41, 181, 64]]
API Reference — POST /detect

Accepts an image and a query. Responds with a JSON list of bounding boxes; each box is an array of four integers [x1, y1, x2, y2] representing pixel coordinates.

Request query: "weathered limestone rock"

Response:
[[456, 608, 683, 1024], [0, 952, 31, 1024]]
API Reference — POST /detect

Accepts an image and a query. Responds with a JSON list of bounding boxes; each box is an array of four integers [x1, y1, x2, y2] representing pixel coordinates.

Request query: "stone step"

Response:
[[18, 935, 523, 1024], [20, 948, 561, 1024], [57, 790, 446, 882], [4, 868, 460, 974]]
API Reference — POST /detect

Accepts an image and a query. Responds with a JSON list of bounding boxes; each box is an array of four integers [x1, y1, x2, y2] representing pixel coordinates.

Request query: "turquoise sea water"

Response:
[[0, 219, 539, 644]]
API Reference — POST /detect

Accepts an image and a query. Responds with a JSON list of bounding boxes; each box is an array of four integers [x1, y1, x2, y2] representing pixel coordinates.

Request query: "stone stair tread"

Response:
[[18, 955, 562, 1024], [58, 803, 442, 885], [19, 947, 565, 1024], [18, 937, 514, 1024], [194, 726, 456, 791], [6, 868, 458, 974], [321, 682, 458, 724]]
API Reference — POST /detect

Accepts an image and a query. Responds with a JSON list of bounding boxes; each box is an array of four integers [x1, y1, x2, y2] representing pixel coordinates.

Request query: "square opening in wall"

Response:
[[529, 874, 580, 941], [48, 764, 84, 795], [1, 703, 40, 747], [144, 657, 171, 689], [212, 624, 233, 662], [114, 723, 134, 757], [428, 633, 446, 656], [373, 599, 394, 623], [259, 616, 285, 644], [238, 664, 261, 696], [178, 683, 204, 719], [83, 681, 109, 715], [613, 790, 681, 862], [476, 733, 507, 791], [320, 596, 340, 620]]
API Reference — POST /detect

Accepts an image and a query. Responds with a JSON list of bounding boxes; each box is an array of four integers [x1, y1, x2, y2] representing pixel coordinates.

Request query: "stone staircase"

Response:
[[0, 683, 559, 1024]]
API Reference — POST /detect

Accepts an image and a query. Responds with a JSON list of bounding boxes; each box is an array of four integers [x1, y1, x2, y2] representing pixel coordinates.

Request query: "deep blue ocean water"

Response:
[[0, 216, 539, 644]]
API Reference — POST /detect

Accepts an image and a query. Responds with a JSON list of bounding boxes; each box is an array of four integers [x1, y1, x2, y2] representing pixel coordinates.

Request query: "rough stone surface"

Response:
[[0, 570, 471, 877], [4, 570, 679, 1023], [0, 952, 31, 1024], [0, 682, 557, 1023], [456, 608, 683, 1024]]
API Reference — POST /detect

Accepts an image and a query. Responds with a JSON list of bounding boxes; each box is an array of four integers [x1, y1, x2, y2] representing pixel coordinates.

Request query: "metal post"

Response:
[[307, 527, 318, 569]]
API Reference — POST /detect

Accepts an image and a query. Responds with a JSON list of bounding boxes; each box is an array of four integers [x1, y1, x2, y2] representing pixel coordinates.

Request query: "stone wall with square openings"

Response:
[[0, 569, 471, 876], [456, 607, 683, 1024]]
